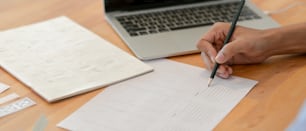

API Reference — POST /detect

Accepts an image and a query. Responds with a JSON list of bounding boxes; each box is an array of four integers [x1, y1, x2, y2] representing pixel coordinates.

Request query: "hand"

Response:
[[197, 22, 271, 78]]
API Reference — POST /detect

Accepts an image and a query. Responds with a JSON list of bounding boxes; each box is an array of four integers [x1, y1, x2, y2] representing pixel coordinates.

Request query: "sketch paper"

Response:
[[58, 59, 257, 131], [0, 17, 153, 102]]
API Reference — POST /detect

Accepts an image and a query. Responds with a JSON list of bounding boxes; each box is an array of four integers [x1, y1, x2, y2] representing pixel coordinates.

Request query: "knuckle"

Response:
[[197, 39, 209, 49], [196, 41, 203, 49]]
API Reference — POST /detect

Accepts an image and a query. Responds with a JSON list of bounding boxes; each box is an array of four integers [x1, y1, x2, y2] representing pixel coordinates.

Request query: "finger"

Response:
[[204, 22, 230, 45], [225, 56, 235, 66], [224, 65, 233, 75], [217, 72, 230, 79], [217, 65, 228, 79], [201, 52, 214, 70], [197, 39, 217, 63], [216, 64, 233, 78], [215, 40, 242, 64]]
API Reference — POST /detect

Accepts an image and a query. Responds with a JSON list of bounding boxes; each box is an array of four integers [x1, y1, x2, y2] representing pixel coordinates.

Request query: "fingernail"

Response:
[[210, 56, 215, 63], [216, 52, 225, 63]]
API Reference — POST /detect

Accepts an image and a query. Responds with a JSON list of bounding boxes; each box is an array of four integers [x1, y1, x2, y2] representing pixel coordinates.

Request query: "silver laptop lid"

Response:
[[104, 0, 279, 60]]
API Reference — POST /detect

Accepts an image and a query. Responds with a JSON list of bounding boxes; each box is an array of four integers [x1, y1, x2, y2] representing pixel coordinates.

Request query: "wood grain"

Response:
[[0, 0, 305, 130]]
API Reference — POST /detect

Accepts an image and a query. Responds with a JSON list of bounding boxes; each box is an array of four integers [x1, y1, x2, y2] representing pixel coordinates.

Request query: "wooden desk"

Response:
[[0, 0, 306, 130]]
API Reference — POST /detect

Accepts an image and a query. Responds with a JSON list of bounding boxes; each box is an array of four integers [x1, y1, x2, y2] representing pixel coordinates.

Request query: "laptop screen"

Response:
[[105, 0, 216, 12]]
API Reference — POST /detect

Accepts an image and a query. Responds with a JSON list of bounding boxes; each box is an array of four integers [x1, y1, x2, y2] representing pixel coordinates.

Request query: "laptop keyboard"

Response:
[[116, 2, 261, 37]]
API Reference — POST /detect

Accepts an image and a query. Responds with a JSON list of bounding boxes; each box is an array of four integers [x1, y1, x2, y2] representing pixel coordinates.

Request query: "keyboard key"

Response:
[[116, 2, 261, 37]]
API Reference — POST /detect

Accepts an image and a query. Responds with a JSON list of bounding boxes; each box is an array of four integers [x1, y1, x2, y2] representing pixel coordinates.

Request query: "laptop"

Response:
[[104, 0, 279, 60]]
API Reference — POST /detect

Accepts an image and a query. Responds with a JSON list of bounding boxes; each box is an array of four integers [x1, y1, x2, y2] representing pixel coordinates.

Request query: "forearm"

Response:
[[264, 23, 306, 56]]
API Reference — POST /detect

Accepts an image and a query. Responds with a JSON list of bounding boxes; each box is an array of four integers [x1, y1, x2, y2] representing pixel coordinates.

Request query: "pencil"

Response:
[[208, 0, 245, 87]]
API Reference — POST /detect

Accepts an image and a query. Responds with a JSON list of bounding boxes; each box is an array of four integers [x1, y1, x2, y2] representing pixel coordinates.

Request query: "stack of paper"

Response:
[[0, 17, 153, 102], [58, 59, 257, 131]]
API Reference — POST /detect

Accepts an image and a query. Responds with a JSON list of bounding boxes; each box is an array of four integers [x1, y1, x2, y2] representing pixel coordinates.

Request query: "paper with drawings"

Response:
[[58, 59, 257, 131], [0, 16, 153, 102]]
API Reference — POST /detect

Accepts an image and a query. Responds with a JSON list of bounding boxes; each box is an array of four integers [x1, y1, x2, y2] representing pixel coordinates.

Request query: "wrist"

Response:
[[263, 23, 306, 56], [259, 29, 280, 58]]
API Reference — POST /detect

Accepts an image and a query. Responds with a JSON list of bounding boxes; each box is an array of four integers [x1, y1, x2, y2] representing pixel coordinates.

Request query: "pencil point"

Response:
[[208, 78, 212, 87]]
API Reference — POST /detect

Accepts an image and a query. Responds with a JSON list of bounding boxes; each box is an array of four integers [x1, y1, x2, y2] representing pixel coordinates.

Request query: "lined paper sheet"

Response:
[[0, 17, 153, 102], [58, 59, 257, 131]]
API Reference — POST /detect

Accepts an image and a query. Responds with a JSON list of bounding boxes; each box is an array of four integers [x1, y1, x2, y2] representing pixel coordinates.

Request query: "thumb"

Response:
[[215, 41, 240, 64]]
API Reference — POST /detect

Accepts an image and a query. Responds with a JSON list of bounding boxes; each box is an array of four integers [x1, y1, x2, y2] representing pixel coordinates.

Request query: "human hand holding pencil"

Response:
[[207, 0, 246, 86]]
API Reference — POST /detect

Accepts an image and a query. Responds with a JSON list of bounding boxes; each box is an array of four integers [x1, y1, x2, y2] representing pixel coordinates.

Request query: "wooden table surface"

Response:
[[0, 0, 306, 130]]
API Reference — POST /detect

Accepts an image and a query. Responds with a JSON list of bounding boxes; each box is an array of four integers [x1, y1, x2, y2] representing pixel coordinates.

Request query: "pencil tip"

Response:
[[208, 78, 212, 87]]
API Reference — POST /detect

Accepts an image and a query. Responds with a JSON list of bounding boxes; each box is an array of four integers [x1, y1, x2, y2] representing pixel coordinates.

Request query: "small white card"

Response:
[[0, 93, 20, 105], [0, 97, 36, 118], [0, 83, 10, 94]]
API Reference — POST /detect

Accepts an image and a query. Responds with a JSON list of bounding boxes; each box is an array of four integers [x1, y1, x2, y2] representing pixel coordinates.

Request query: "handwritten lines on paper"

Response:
[[58, 59, 257, 131]]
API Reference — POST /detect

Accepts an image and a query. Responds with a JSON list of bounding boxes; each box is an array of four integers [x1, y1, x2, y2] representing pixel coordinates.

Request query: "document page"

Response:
[[0, 17, 153, 102], [58, 59, 257, 131]]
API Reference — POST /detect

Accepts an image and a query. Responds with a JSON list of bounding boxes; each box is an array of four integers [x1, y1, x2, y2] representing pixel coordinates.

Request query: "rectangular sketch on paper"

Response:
[[0, 17, 153, 102], [58, 59, 257, 131]]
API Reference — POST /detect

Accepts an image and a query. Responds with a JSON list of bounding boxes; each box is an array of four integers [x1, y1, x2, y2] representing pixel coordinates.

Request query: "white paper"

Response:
[[0, 83, 10, 94], [0, 16, 153, 102], [0, 93, 20, 105], [0, 97, 36, 118], [287, 101, 306, 131], [58, 59, 257, 131]]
